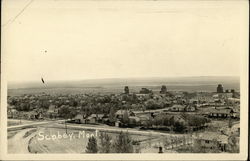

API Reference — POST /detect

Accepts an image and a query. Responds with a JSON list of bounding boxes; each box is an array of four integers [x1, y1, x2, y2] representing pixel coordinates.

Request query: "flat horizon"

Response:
[[8, 75, 240, 84]]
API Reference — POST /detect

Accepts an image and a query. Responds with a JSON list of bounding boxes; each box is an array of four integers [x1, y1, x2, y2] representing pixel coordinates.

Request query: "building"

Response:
[[27, 111, 43, 120], [128, 116, 141, 126], [7, 107, 18, 119], [96, 114, 105, 122], [209, 108, 233, 118], [47, 105, 59, 118], [115, 110, 135, 119], [185, 105, 196, 112], [139, 88, 152, 94], [74, 114, 86, 124], [138, 115, 151, 127], [115, 120, 122, 127], [124, 86, 129, 94], [169, 105, 185, 112], [86, 114, 97, 124], [217, 84, 224, 93], [198, 132, 229, 151], [231, 123, 240, 136], [227, 98, 240, 105]]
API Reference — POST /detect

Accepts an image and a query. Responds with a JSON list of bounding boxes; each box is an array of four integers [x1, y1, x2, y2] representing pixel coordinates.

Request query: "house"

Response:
[[185, 105, 196, 112], [198, 132, 229, 152], [47, 105, 58, 118], [102, 117, 109, 124], [138, 115, 152, 127], [231, 123, 240, 136], [139, 88, 152, 94], [86, 115, 97, 124], [96, 114, 105, 122], [115, 120, 122, 127], [209, 108, 233, 118], [74, 114, 86, 124], [227, 98, 240, 105], [128, 116, 141, 126], [231, 112, 240, 119], [189, 99, 198, 104], [115, 110, 135, 119], [169, 105, 185, 112], [85, 114, 104, 124], [36, 112, 43, 119], [26, 111, 43, 120], [7, 107, 18, 119]]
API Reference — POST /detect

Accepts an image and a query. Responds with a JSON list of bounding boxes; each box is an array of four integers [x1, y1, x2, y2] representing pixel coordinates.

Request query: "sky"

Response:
[[2, 0, 248, 82]]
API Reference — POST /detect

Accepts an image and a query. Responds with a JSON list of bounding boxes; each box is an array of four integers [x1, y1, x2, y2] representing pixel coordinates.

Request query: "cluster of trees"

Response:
[[85, 131, 137, 153], [183, 92, 197, 99], [144, 99, 165, 110], [58, 105, 77, 119], [9, 90, 201, 124], [182, 113, 210, 127], [152, 113, 210, 133], [9, 98, 50, 111]]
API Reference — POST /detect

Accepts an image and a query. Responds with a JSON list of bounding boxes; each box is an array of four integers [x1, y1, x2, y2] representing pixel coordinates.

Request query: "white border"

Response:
[[0, 0, 248, 160]]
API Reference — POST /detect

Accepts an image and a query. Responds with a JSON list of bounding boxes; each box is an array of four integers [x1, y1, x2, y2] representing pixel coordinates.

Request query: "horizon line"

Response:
[[8, 75, 240, 84]]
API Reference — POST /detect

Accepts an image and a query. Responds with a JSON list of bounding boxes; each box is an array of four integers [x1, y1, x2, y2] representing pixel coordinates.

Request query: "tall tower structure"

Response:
[[217, 84, 224, 93], [124, 86, 129, 94]]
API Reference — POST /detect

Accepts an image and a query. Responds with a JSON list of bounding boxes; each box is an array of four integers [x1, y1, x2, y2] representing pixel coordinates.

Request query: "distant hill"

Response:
[[8, 76, 240, 95], [8, 76, 240, 88]]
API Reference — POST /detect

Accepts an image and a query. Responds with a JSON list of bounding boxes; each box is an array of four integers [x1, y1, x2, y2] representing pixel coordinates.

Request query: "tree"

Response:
[[122, 110, 129, 125], [86, 136, 98, 153], [113, 131, 133, 153], [228, 135, 239, 153], [59, 106, 77, 119], [59, 105, 77, 134], [132, 140, 141, 153], [185, 115, 209, 128], [109, 107, 116, 125], [173, 121, 185, 133], [145, 99, 161, 110], [18, 102, 30, 111], [228, 117, 233, 128], [99, 132, 112, 153]]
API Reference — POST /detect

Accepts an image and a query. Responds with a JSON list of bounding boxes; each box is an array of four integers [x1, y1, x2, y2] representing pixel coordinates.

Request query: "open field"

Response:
[[28, 126, 182, 153], [28, 126, 158, 153], [8, 121, 190, 153], [8, 119, 35, 127]]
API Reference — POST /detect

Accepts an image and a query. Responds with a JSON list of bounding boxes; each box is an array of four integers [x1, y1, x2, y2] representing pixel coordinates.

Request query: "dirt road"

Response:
[[8, 120, 65, 131], [8, 128, 37, 153]]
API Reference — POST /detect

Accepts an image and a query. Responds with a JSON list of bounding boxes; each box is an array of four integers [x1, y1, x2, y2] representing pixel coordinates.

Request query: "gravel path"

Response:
[[8, 128, 37, 153]]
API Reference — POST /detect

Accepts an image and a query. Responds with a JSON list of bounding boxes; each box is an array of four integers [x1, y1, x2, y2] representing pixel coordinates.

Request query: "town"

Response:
[[7, 84, 240, 153]]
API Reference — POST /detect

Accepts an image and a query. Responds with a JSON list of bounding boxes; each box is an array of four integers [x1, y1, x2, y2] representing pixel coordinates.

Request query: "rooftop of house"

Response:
[[172, 104, 185, 108], [74, 114, 84, 119], [138, 115, 149, 119], [115, 110, 132, 115], [199, 132, 228, 143], [232, 123, 240, 129], [210, 108, 233, 114], [128, 116, 140, 122]]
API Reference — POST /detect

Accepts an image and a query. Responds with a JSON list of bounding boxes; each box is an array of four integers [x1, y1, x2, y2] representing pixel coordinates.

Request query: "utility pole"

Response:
[[19, 112, 21, 124], [65, 120, 68, 134]]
